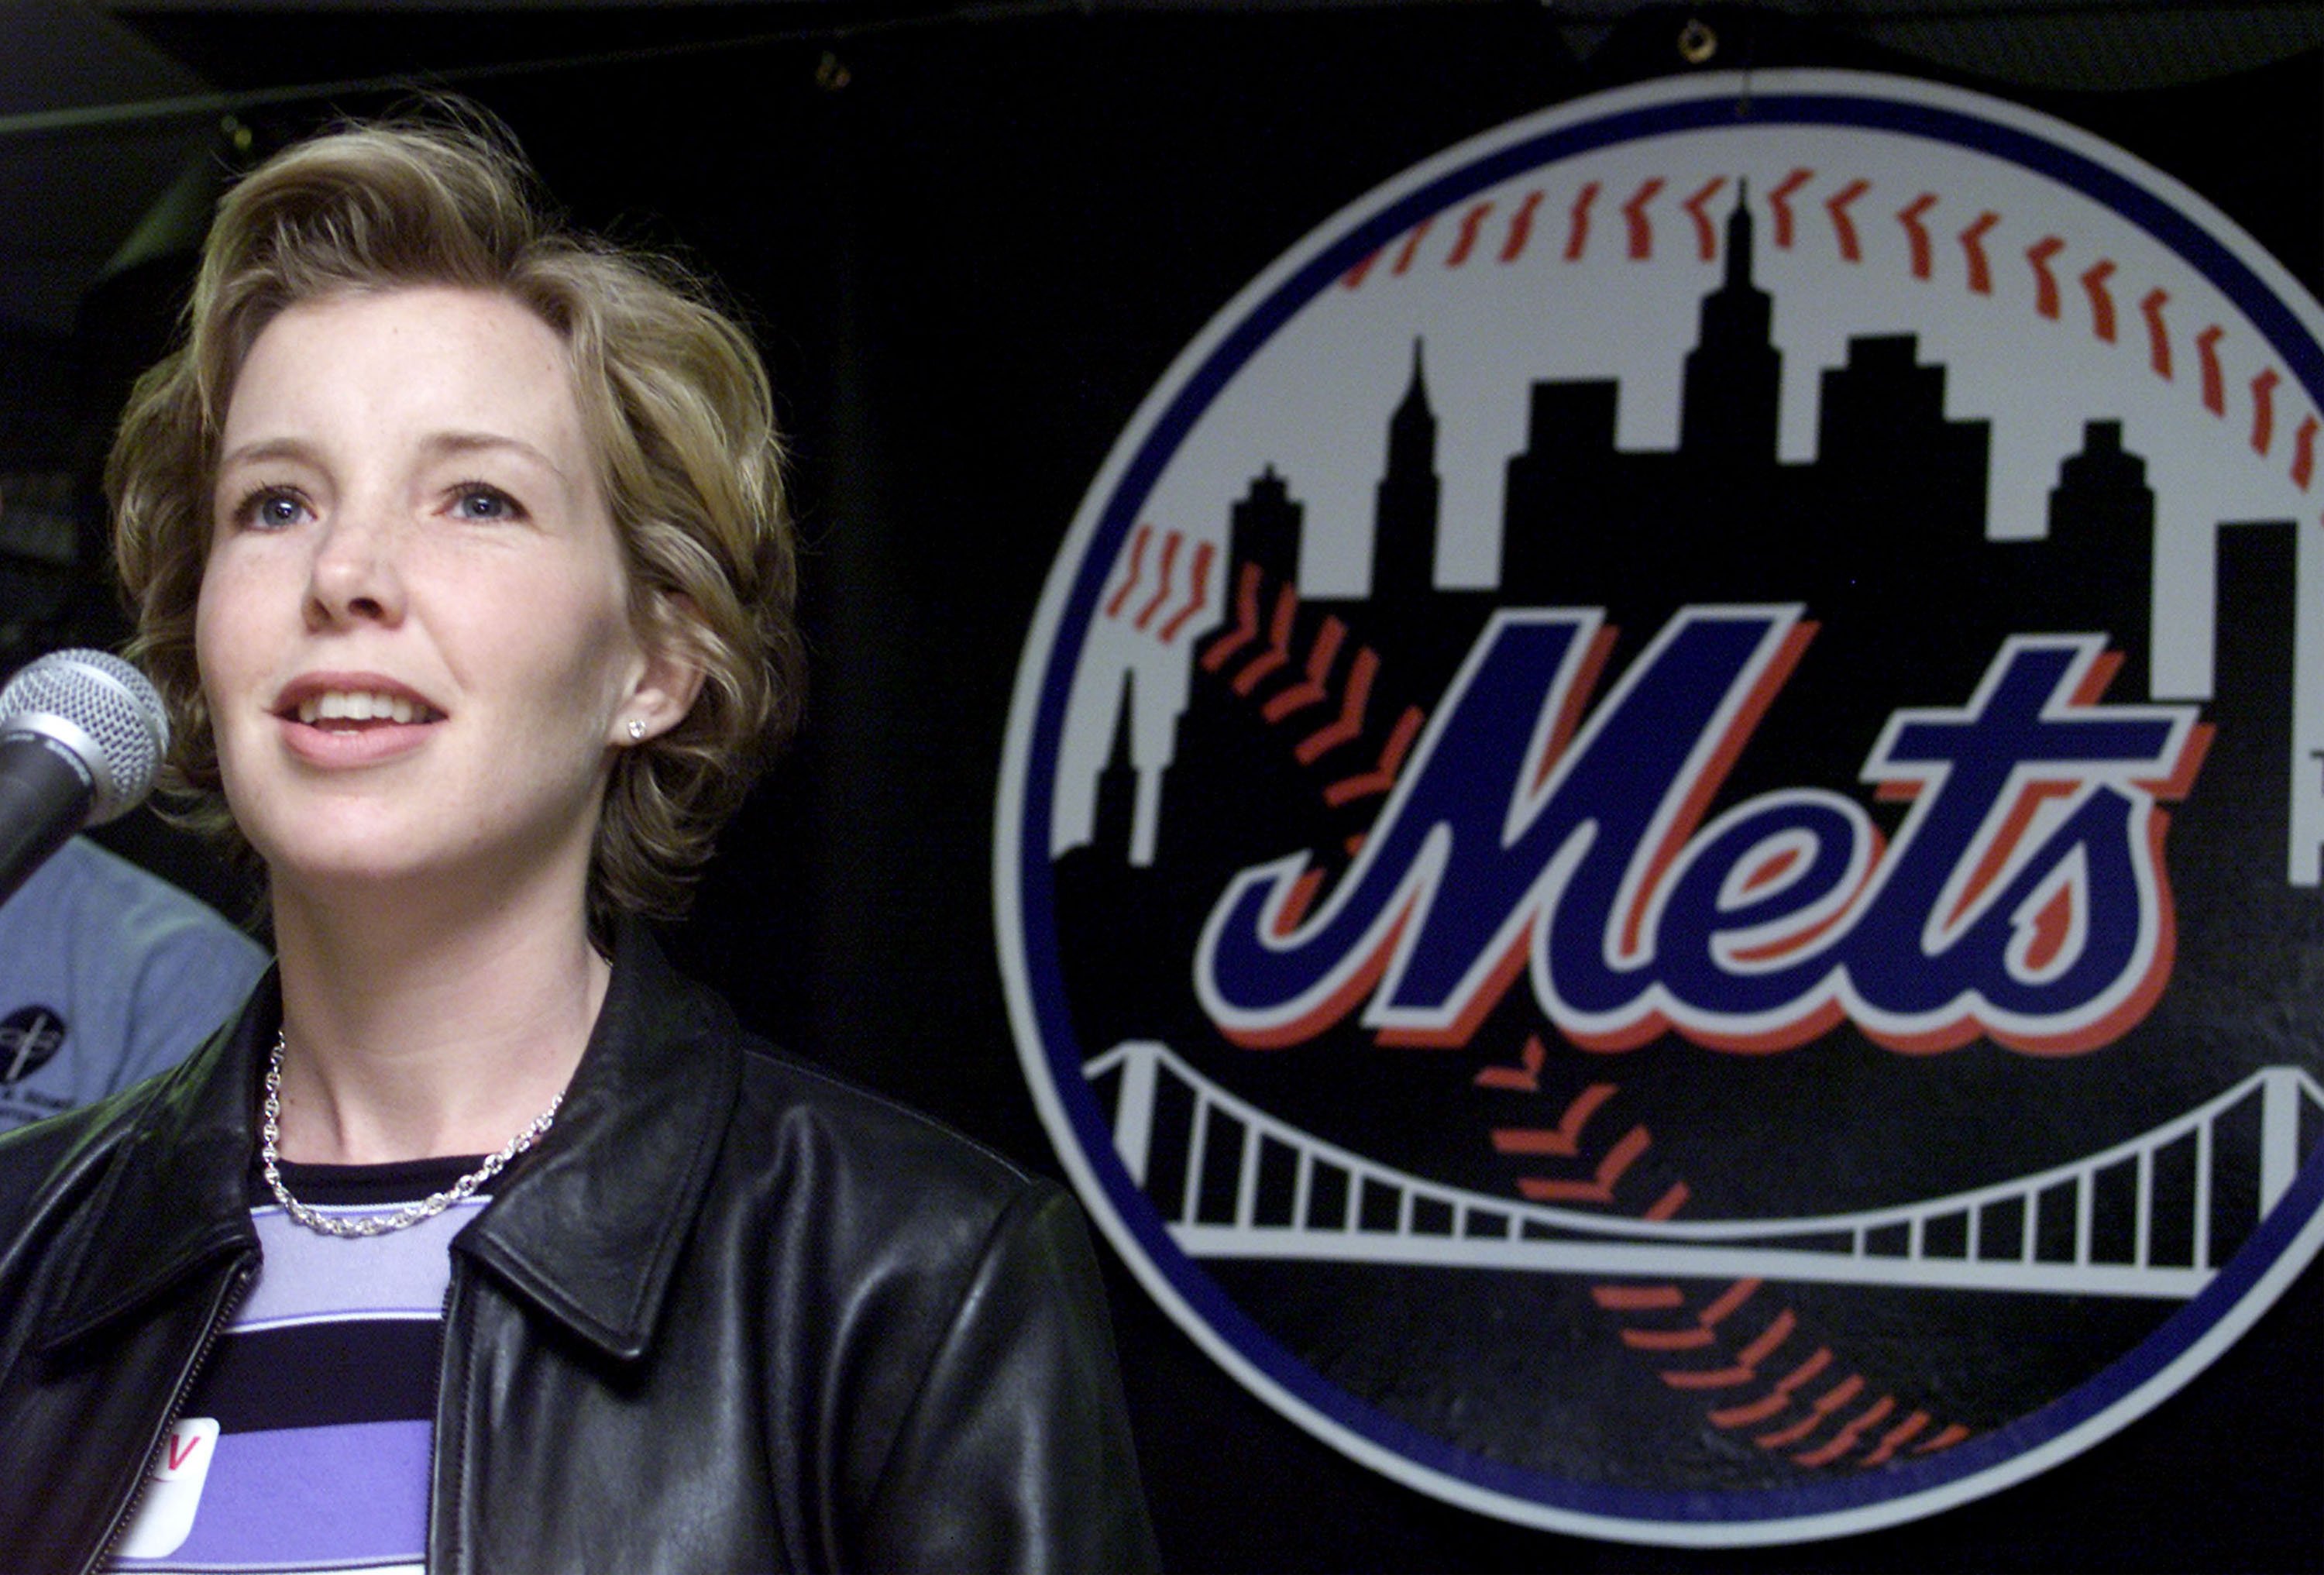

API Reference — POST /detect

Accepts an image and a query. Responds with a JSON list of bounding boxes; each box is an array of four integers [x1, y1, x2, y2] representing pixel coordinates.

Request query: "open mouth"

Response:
[[282, 687, 443, 731]]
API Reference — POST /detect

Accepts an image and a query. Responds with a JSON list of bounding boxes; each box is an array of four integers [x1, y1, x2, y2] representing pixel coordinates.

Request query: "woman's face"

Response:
[[197, 285, 679, 905]]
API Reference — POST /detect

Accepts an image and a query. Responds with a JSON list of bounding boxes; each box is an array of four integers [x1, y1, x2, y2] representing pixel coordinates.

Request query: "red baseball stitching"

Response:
[[1958, 210, 1999, 292], [2082, 260, 2118, 339], [1331, 164, 2319, 500], [1261, 616, 1346, 722], [1683, 177, 1728, 262], [1768, 167, 1813, 248], [1295, 647, 1379, 765], [1623, 178, 1666, 260], [1159, 542, 1215, 644], [1230, 583, 1299, 696], [1500, 190, 1545, 263], [2027, 235, 2066, 317], [1447, 201, 1497, 268], [1483, 1067, 1977, 1470], [1104, 523, 1151, 621], [1105, 523, 1210, 645], [1896, 192, 1937, 277], [1135, 530, 1183, 631], [1565, 181, 1600, 262], [1393, 217, 1435, 277], [1175, 559, 1432, 825], [1824, 178, 1870, 262], [1324, 705, 1422, 808]]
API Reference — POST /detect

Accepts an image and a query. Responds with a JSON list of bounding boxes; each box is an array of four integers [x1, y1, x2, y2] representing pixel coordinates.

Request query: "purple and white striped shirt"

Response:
[[108, 1156, 490, 1575]]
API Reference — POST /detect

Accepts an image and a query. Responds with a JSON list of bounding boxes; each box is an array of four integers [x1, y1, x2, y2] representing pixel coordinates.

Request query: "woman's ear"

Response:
[[616, 590, 709, 745]]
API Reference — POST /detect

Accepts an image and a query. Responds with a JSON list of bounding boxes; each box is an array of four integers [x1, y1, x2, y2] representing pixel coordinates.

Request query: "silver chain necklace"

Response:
[[260, 1030, 564, 1238]]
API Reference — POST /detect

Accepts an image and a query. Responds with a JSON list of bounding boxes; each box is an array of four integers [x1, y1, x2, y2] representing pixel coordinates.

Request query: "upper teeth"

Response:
[[299, 690, 421, 725]]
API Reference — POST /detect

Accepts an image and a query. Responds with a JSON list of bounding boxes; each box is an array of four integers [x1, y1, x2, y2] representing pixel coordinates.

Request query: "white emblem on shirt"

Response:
[[117, 1415, 218, 1558]]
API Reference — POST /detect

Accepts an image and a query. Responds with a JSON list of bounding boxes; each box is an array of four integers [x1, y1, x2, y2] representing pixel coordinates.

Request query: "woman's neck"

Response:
[[267, 870, 610, 1165]]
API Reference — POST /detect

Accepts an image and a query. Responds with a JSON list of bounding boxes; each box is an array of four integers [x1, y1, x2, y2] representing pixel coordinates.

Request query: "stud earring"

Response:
[[627, 719, 647, 742]]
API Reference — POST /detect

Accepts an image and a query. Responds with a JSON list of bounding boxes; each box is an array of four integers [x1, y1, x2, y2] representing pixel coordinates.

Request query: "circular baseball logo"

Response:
[[995, 69, 2324, 1544]]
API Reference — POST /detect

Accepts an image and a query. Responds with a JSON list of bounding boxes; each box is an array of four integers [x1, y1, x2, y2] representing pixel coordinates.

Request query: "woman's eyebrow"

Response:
[[215, 435, 318, 472], [420, 429, 570, 482], [214, 432, 571, 482]]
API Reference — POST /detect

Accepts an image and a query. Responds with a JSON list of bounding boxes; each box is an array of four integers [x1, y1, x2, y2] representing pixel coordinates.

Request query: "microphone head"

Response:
[[0, 649, 170, 824]]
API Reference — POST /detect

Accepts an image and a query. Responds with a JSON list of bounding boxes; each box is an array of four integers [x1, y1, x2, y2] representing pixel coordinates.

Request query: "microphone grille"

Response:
[[0, 649, 170, 824]]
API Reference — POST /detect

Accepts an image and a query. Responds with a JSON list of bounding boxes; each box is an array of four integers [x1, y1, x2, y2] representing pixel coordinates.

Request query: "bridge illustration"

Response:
[[1086, 1042, 2324, 1299]]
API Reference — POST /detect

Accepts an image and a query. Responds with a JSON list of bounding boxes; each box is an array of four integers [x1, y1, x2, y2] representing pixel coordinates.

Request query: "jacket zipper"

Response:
[[81, 1256, 256, 1575], [425, 1254, 469, 1573]]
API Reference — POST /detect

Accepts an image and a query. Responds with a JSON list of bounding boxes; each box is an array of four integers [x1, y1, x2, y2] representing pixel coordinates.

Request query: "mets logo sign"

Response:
[[994, 69, 2324, 1543]]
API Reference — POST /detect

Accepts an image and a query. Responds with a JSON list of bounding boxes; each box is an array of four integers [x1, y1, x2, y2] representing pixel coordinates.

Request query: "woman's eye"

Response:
[[234, 487, 308, 530], [452, 484, 523, 521]]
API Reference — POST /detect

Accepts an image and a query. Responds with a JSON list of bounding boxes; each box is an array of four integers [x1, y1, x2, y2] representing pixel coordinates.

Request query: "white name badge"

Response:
[[116, 1416, 219, 1559]]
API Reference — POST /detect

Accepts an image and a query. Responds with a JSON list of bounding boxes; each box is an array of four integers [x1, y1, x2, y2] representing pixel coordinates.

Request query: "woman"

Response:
[[0, 115, 1157, 1573]]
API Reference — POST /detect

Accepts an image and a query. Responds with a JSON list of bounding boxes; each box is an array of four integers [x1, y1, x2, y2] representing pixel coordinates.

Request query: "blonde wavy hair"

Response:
[[108, 110, 802, 937]]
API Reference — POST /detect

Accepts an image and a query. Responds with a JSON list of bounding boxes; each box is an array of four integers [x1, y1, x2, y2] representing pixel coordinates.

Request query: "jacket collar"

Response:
[[40, 981, 274, 1351], [450, 922, 742, 1361], [46, 920, 742, 1364]]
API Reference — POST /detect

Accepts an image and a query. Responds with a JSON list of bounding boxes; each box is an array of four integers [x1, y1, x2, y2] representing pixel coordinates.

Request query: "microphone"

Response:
[[0, 649, 169, 906]]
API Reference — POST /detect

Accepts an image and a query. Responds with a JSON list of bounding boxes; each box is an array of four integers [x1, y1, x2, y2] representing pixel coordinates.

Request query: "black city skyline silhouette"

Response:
[[1078, 192, 2291, 883]]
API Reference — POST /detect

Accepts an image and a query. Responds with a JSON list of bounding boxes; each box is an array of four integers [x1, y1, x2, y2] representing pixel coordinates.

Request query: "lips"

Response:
[[273, 674, 444, 732]]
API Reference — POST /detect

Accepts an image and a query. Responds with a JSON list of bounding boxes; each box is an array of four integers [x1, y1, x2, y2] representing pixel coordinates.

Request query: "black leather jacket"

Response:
[[0, 923, 1158, 1573]]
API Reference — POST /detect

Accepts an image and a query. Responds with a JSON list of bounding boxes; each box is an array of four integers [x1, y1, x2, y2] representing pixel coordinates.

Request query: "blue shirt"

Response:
[[0, 837, 267, 1131]]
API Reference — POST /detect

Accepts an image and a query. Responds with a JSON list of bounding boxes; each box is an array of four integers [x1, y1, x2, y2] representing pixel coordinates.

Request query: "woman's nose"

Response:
[[304, 505, 406, 628]]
